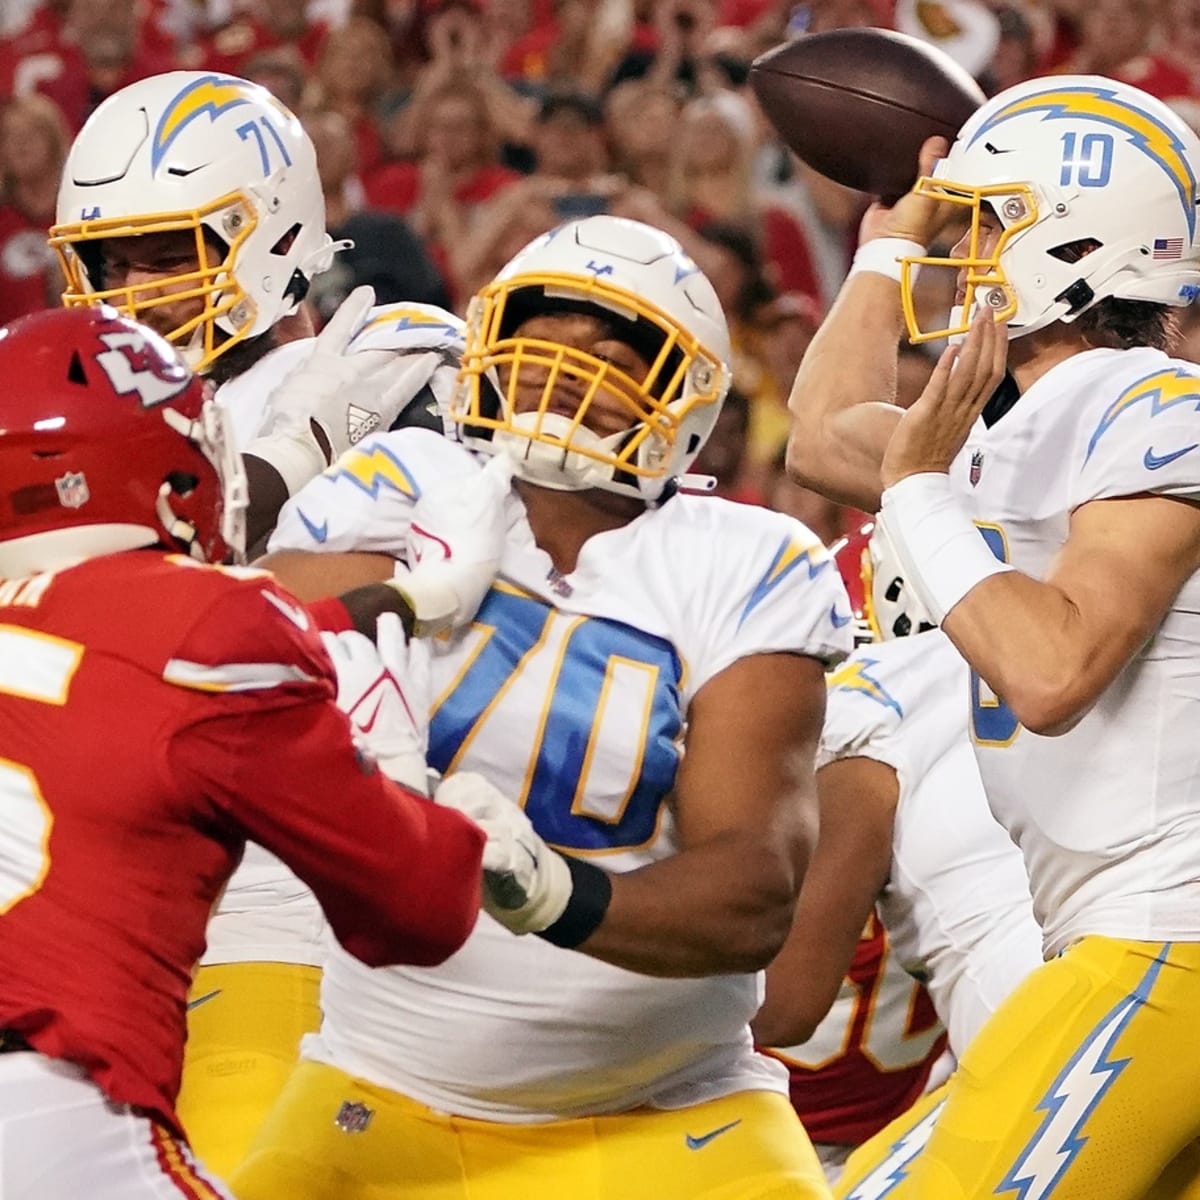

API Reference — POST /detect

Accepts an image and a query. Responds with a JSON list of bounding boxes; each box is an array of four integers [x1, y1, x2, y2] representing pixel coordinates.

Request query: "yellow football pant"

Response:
[[231, 1058, 833, 1200], [176, 961, 321, 1181], [835, 937, 1200, 1200]]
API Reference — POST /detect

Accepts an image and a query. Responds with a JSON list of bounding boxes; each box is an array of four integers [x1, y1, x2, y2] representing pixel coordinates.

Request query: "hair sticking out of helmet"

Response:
[[0, 306, 246, 578], [832, 519, 936, 642], [49, 71, 334, 375], [897, 74, 1200, 345], [450, 215, 733, 504]]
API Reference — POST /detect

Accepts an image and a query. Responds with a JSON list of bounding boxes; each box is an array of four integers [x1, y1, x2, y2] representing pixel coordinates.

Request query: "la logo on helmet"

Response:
[[94, 329, 191, 408]]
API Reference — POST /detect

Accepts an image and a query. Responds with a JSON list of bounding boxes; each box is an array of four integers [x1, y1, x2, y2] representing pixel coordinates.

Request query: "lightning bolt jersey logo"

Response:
[[842, 1099, 945, 1200], [353, 305, 466, 352], [826, 657, 903, 717], [1086, 367, 1200, 460], [738, 536, 830, 629], [996, 945, 1170, 1200], [966, 86, 1198, 238], [324, 443, 421, 501]]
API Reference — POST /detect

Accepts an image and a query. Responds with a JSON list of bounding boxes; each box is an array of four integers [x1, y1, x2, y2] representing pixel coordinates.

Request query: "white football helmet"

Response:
[[450, 215, 732, 503], [833, 519, 935, 642], [900, 75, 1200, 343], [50, 71, 334, 374]]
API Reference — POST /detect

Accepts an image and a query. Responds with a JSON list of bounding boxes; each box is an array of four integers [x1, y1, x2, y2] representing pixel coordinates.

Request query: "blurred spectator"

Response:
[[744, 288, 821, 474], [310, 15, 395, 174], [307, 209, 452, 321], [689, 218, 785, 462], [667, 91, 822, 299], [303, 100, 452, 321], [1163, 0, 1200, 101], [0, 91, 68, 322], [530, 89, 612, 183], [480, 0, 538, 73], [1036, 0, 1085, 70], [383, 6, 536, 162], [609, 0, 724, 96], [304, 107, 367, 228], [27, 0, 176, 128], [980, 3, 1038, 95], [1048, 0, 1195, 102], [352, 0, 429, 89], [604, 77, 679, 195], [185, 0, 330, 75], [241, 45, 309, 111], [366, 77, 521, 305], [443, 175, 560, 302], [0, 0, 72, 102], [502, 0, 640, 92], [1, 2, 42, 38], [688, 387, 766, 503]]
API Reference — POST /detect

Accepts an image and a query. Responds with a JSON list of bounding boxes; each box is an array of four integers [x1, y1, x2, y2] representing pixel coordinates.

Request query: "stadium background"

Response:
[[4, 0, 1200, 546]]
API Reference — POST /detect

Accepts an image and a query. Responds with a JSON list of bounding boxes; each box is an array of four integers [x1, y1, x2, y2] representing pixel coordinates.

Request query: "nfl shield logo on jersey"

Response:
[[969, 450, 984, 487], [335, 1100, 375, 1134], [55, 471, 90, 509]]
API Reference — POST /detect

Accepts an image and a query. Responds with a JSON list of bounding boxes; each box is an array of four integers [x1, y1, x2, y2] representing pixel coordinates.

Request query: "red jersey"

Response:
[[0, 202, 56, 325], [763, 914, 947, 1145], [0, 551, 483, 1133]]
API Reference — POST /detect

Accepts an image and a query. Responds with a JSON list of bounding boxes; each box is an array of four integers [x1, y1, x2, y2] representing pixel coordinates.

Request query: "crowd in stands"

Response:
[[5, 0, 1200, 540]]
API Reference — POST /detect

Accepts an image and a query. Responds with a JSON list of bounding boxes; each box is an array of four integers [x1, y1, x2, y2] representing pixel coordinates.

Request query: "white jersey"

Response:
[[819, 631, 1043, 1055], [950, 347, 1200, 956], [202, 302, 466, 968], [270, 427, 854, 1121]]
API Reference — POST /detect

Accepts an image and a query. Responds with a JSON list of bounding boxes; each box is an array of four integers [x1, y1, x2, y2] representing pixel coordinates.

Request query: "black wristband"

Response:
[[535, 856, 613, 949]]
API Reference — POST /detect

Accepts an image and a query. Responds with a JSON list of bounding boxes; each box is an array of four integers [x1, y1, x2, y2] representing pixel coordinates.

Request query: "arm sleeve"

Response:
[[171, 700, 483, 968], [163, 571, 483, 967]]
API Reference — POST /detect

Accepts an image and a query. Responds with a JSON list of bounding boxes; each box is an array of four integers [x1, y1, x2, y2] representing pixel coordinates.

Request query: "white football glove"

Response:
[[245, 287, 426, 496], [321, 612, 431, 794], [389, 453, 514, 636], [432, 772, 574, 934]]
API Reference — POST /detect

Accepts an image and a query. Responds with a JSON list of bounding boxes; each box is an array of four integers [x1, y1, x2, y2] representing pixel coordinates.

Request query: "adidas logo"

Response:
[[347, 404, 382, 445]]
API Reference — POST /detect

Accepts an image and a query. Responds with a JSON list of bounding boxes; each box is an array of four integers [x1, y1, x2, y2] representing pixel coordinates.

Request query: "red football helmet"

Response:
[[832, 519, 935, 643], [0, 306, 247, 577]]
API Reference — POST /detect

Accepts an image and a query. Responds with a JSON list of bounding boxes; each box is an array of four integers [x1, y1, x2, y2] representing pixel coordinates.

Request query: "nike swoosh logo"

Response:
[[1143, 443, 1199, 470], [262, 589, 311, 631], [187, 989, 222, 1011], [685, 1119, 741, 1150], [356, 690, 387, 734], [830, 605, 853, 629], [298, 509, 329, 543]]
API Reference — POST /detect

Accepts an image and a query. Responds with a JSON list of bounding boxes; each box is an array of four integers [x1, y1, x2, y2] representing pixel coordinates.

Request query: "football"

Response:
[[749, 27, 987, 199]]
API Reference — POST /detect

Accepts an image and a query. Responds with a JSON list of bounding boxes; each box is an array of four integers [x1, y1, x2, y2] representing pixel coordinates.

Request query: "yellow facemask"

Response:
[[454, 273, 727, 493], [899, 178, 1038, 344], [48, 193, 258, 375]]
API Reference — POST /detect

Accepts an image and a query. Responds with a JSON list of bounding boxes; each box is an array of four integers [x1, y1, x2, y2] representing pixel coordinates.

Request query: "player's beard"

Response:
[[206, 326, 282, 388]]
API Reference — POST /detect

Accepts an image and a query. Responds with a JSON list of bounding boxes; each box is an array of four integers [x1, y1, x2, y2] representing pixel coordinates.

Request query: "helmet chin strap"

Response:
[[155, 482, 202, 559]]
